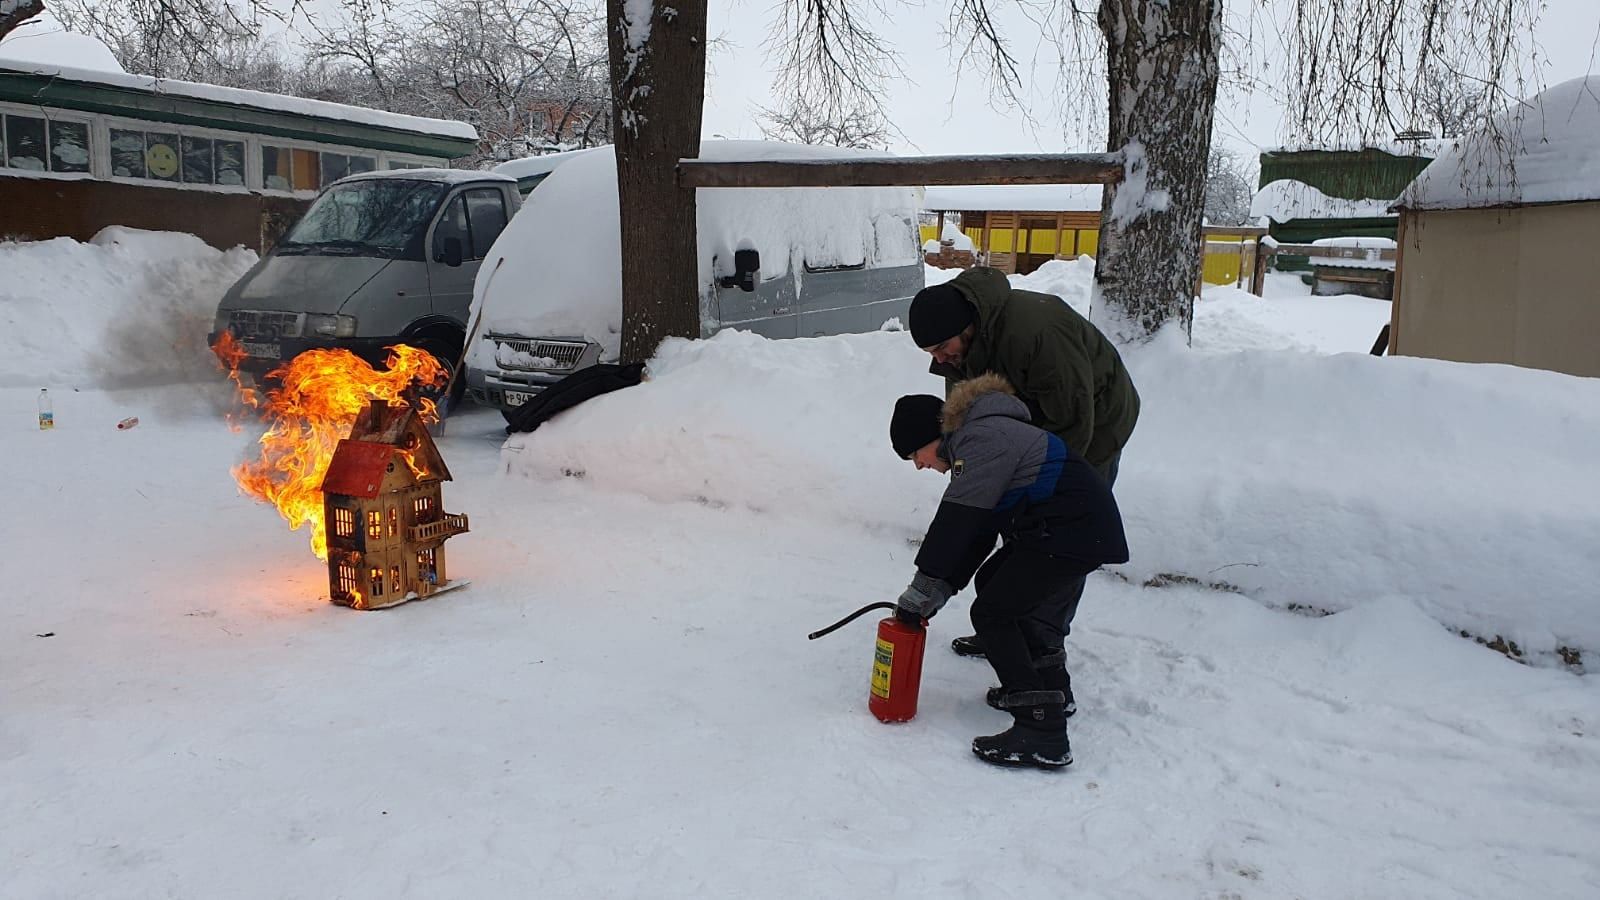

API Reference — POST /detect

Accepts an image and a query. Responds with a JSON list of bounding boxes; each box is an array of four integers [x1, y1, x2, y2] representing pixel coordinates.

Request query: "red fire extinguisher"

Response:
[[809, 602, 928, 723]]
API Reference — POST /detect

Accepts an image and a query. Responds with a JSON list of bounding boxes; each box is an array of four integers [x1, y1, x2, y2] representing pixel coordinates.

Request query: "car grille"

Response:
[[228, 310, 304, 339], [491, 336, 587, 371]]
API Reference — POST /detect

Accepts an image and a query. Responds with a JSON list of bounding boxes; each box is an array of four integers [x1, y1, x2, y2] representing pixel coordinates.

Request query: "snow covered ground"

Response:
[[4, 238, 1599, 898]]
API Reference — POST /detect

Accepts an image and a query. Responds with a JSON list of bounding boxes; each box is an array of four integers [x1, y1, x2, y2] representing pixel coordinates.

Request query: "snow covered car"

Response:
[[463, 141, 926, 415], [210, 169, 526, 386]]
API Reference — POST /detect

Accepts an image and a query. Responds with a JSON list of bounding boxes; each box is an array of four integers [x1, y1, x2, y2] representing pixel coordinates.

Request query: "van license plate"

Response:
[[242, 341, 281, 359], [504, 390, 534, 407]]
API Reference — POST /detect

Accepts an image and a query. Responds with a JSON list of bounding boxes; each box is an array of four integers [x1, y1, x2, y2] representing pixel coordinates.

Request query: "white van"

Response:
[[464, 141, 925, 414]]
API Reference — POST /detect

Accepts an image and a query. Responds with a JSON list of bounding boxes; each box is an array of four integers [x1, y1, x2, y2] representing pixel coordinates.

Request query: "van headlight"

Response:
[[306, 314, 359, 338]]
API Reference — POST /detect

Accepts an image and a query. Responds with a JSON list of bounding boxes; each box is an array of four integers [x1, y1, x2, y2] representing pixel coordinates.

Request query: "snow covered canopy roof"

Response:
[[1250, 180, 1397, 223], [0, 28, 123, 73], [1398, 76, 1600, 211], [0, 40, 478, 158], [922, 183, 1102, 213], [1264, 139, 1447, 159]]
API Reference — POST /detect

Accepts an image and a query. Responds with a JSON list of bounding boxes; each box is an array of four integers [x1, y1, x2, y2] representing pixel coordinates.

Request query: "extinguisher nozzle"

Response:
[[807, 602, 898, 640]]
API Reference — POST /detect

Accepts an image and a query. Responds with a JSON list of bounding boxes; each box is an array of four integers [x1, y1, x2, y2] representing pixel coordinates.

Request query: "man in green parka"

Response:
[[909, 266, 1140, 677]]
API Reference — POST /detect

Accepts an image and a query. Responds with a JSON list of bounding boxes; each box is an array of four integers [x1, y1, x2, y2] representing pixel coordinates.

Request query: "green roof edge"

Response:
[[0, 69, 477, 158]]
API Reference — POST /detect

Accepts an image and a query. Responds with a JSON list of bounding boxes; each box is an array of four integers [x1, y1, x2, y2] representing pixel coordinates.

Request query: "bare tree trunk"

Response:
[[1094, 0, 1221, 341], [0, 0, 46, 41], [607, 0, 707, 364]]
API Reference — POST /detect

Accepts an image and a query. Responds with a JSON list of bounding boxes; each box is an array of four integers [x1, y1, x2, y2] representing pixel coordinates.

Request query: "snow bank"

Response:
[[0, 228, 257, 388], [501, 329, 944, 527], [1400, 75, 1600, 209], [1119, 332, 1600, 659], [1250, 179, 1395, 222], [503, 265, 1600, 660], [1195, 279, 1392, 353]]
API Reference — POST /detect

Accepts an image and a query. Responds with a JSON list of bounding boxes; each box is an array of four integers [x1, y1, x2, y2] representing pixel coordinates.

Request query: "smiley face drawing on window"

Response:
[[146, 141, 179, 179]]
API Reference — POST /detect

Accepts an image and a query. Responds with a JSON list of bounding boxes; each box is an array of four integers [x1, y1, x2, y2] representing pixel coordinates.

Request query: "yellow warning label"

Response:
[[871, 638, 894, 699]]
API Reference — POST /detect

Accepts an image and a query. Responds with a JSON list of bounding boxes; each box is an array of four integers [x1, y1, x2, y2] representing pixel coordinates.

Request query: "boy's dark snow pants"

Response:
[[969, 544, 1089, 695]]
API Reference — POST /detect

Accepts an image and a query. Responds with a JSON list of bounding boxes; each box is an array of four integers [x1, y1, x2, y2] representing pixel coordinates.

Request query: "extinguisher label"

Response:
[[871, 638, 894, 699]]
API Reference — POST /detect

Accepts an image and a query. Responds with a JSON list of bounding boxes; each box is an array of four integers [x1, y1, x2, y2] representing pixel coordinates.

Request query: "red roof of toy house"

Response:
[[321, 440, 400, 499]]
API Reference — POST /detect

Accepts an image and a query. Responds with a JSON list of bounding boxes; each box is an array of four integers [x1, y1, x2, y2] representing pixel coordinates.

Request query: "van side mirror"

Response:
[[438, 236, 464, 268], [717, 248, 760, 292]]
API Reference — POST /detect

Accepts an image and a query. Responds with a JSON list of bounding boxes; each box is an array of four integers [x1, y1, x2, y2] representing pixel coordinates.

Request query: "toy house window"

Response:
[[333, 507, 355, 538], [388, 507, 399, 537], [369, 566, 384, 597], [337, 563, 358, 597], [390, 565, 401, 594], [367, 510, 383, 540], [413, 496, 435, 521], [417, 548, 436, 581]]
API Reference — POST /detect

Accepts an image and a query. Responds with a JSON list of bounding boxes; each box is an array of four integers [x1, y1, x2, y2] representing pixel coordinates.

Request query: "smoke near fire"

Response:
[[214, 333, 447, 559]]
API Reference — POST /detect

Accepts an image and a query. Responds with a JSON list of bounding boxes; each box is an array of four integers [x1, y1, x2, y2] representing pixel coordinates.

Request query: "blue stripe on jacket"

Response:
[[996, 434, 1067, 512]]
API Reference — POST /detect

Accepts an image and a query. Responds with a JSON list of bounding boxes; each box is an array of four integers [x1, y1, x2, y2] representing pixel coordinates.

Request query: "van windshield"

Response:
[[277, 179, 445, 259]]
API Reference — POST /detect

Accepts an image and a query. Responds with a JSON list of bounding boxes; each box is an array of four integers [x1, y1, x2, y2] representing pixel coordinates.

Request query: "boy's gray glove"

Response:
[[897, 571, 955, 618]]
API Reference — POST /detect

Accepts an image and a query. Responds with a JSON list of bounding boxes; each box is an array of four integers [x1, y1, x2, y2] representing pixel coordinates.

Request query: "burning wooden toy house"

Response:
[[320, 399, 468, 609]]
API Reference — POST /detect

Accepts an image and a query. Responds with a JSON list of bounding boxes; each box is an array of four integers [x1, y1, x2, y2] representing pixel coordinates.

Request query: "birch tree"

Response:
[[607, 0, 708, 364]]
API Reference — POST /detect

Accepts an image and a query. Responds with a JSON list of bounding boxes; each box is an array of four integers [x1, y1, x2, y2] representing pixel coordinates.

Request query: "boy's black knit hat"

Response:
[[909, 284, 974, 348], [891, 394, 946, 459]]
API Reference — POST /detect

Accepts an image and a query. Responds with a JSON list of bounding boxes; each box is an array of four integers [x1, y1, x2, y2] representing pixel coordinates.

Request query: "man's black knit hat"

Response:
[[891, 394, 946, 459], [908, 284, 974, 348]]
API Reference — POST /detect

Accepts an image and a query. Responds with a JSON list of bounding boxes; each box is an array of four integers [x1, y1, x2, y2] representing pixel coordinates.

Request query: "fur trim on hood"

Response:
[[942, 372, 1017, 432]]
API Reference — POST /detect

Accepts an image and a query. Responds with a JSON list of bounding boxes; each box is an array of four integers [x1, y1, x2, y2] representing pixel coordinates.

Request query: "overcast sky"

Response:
[[12, 0, 1595, 166], [700, 0, 1600, 161]]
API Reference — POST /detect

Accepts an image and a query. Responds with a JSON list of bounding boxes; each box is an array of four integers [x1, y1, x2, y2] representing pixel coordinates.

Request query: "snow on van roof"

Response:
[[1398, 76, 1600, 210], [0, 57, 478, 142], [492, 147, 604, 182], [922, 183, 1103, 212], [340, 168, 513, 185], [464, 141, 921, 363]]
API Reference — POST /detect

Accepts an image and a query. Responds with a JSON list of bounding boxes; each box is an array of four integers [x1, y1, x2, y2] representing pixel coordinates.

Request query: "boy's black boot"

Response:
[[972, 690, 1072, 770], [951, 634, 986, 658]]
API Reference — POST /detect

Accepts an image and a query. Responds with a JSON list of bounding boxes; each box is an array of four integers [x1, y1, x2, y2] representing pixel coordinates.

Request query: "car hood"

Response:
[[220, 254, 394, 315]]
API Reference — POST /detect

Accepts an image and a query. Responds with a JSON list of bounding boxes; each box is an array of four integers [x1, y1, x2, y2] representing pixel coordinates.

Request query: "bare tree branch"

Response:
[[757, 99, 893, 149], [764, 0, 904, 128]]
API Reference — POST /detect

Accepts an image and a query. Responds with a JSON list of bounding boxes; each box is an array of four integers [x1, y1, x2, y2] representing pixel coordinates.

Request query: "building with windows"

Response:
[[0, 48, 479, 250]]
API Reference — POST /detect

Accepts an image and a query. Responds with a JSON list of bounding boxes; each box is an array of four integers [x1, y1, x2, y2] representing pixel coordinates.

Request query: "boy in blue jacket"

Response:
[[890, 373, 1129, 769]]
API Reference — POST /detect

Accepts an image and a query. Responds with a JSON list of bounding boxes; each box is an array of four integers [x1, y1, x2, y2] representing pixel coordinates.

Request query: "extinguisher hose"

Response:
[[807, 602, 898, 640]]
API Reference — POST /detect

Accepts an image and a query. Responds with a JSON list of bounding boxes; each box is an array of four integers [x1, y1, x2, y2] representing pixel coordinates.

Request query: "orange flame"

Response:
[[214, 336, 447, 560]]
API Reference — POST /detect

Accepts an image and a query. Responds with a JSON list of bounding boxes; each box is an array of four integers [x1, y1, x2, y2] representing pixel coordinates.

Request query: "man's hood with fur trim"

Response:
[[942, 373, 1032, 432]]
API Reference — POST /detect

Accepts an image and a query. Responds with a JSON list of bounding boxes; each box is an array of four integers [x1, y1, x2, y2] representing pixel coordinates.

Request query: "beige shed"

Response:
[[1389, 76, 1600, 378]]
